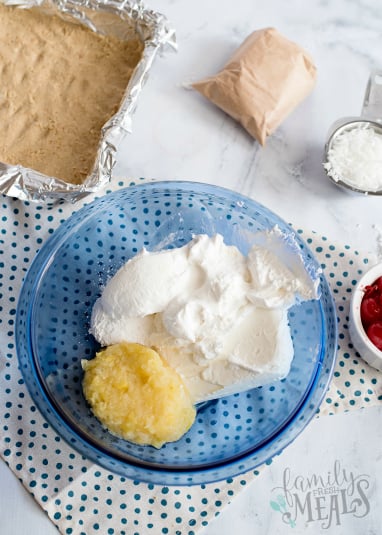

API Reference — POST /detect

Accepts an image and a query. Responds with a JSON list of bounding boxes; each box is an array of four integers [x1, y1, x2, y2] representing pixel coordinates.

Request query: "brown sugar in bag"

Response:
[[192, 28, 317, 145]]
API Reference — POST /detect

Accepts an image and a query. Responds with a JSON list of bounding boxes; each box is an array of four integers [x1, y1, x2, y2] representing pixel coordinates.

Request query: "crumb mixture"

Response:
[[0, 5, 143, 184]]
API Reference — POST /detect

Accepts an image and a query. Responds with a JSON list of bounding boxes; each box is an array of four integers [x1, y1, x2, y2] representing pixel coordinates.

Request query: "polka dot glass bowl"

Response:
[[16, 181, 337, 485]]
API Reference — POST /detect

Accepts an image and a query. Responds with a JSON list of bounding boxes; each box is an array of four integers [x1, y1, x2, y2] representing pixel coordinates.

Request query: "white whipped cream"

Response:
[[90, 231, 319, 403]]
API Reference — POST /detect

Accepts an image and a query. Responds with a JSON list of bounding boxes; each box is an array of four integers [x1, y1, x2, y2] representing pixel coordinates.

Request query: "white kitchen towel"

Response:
[[0, 179, 381, 535]]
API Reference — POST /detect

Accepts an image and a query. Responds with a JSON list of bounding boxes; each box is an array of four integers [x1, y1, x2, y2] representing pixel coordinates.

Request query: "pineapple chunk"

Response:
[[82, 342, 196, 448]]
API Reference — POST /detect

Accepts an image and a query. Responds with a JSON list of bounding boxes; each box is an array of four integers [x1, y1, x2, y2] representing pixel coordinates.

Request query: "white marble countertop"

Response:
[[1, 0, 382, 533]]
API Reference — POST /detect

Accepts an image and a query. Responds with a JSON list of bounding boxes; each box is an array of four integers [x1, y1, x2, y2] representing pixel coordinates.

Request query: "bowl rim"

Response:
[[16, 180, 338, 484]]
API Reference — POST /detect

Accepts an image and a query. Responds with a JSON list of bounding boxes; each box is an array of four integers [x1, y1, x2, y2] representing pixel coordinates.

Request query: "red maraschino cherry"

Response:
[[360, 276, 382, 351], [360, 297, 382, 328], [366, 322, 382, 351]]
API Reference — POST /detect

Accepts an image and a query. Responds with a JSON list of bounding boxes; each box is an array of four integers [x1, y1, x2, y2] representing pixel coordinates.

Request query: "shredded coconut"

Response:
[[324, 125, 382, 192]]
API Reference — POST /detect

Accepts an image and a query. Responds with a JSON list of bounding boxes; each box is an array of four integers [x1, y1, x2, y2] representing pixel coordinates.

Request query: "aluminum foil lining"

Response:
[[0, 0, 176, 202]]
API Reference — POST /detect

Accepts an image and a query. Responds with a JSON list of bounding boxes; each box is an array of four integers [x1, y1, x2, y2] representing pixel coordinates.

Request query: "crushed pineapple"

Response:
[[81, 342, 196, 448]]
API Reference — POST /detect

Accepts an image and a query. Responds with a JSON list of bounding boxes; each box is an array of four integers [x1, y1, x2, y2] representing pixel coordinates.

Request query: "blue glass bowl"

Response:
[[16, 181, 337, 485]]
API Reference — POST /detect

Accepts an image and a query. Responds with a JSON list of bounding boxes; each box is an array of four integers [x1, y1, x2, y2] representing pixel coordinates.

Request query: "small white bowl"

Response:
[[349, 263, 382, 371]]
